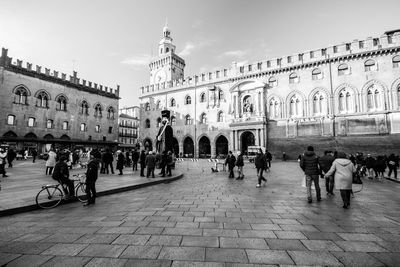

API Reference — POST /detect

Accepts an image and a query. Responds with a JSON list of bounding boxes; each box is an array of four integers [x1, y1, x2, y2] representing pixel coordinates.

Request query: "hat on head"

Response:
[[161, 109, 170, 119]]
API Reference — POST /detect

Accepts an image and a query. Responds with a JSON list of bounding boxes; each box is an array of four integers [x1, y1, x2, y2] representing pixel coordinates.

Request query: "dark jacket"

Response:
[[7, 149, 16, 162], [225, 155, 236, 168], [254, 153, 266, 169], [236, 155, 244, 167], [365, 156, 376, 169], [145, 154, 156, 168], [265, 151, 272, 162], [374, 157, 386, 172], [140, 151, 146, 165], [319, 154, 335, 173], [300, 151, 320, 175], [116, 153, 124, 169], [103, 152, 114, 163], [52, 161, 69, 181], [86, 159, 99, 182], [132, 151, 140, 162], [387, 154, 399, 168]]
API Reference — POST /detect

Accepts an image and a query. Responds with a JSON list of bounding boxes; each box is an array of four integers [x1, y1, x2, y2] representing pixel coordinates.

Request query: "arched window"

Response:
[[145, 119, 150, 128], [393, 55, 400, 68], [338, 88, 354, 113], [364, 59, 377, 72], [56, 95, 67, 111], [95, 125, 101, 133], [366, 85, 382, 111], [312, 68, 323, 80], [289, 95, 302, 117], [268, 76, 277, 87], [36, 91, 49, 108], [94, 104, 103, 117], [200, 92, 206, 103], [80, 123, 86, 132], [145, 102, 150, 111], [217, 111, 224, 122], [156, 117, 162, 127], [156, 100, 161, 110], [312, 92, 327, 115], [289, 73, 299, 84], [185, 115, 192, 125], [80, 100, 89, 115], [185, 95, 192, 105], [14, 87, 28, 105], [107, 106, 115, 119], [170, 98, 176, 107], [338, 63, 350, 76], [7, 115, 16, 125], [269, 98, 280, 119], [46, 119, 53, 129], [171, 116, 176, 125], [218, 90, 224, 101], [200, 113, 207, 124]]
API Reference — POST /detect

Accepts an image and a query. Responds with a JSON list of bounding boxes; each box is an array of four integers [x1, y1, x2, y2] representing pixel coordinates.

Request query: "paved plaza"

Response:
[[0, 160, 400, 266]]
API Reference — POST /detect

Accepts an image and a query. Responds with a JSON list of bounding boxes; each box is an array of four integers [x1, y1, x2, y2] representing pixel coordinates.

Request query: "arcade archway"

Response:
[[183, 136, 194, 158], [241, 131, 255, 154], [198, 136, 211, 158], [215, 135, 228, 158]]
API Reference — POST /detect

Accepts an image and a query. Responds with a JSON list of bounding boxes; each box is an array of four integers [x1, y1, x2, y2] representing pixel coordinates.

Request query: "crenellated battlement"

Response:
[[0, 47, 120, 99], [140, 30, 400, 96]]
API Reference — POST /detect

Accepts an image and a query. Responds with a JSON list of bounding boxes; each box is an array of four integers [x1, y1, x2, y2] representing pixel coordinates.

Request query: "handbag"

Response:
[[352, 172, 363, 184]]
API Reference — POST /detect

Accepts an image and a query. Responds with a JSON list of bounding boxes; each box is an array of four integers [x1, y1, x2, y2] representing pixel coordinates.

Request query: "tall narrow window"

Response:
[[46, 119, 53, 129], [28, 117, 35, 127], [145, 119, 150, 128], [200, 113, 207, 124], [36, 91, 49, 108], [56, 95, 67, 111], [62, 121, 69, 130], [185, 115, 192, 125], [107, 106, 115, 119], [14, 87, 28, 105], [200, 92, 206, 103], [170, 98, 176, 107], [289, 95, 302, 117], [80, 123, 86, 132], [339, 89, 354, 113], [217, 111, 224, 122], [145, 102, 150, 111], [218, 90, 224, 101], [94, 104, 103, 117], [81, 101, 89, 115], [156, 117, 162, 127], [185, 95, 192, 105], [7, 115, 15, 125], [95, 125, 101, 133]]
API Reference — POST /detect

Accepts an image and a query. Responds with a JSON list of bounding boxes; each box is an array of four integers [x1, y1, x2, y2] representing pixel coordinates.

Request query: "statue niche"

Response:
[[242, 95, 253, 116]]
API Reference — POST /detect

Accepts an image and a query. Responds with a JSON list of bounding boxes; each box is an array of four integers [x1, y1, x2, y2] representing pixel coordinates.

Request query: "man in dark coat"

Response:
[[131, 148, 139, 171], [235, 151, 244, 180], [84, 150, 100, 206], [7, 148, 16, 168], [365, 154, 376, 179], [300, 146, 321, 203], [225, 151, 236, 178], [265, 150, 272, 170], [140, 150, 146, 177], [387, 153, 399, 180], [52, 156, 74, 198], [319, 151, 335, 195], [116, 151, 124, 175], [255, 149, 267, 187], [145, 151, 156, 178], [103, 149, 114, 174], [31, 148, 38, 163]]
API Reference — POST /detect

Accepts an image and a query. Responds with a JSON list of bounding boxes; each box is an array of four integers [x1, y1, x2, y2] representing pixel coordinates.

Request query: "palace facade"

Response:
[[139, 27, 400, 159], [0, 48, 120, 154]]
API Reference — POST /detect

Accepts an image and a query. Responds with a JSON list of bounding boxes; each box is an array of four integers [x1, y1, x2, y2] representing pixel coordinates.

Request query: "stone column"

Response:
[[232, 130, 236, 151]]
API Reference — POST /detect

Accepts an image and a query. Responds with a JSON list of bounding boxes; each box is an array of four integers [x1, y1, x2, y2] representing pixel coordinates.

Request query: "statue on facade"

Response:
[[156, 110, 174, 154], [243, 98, 253, 114]]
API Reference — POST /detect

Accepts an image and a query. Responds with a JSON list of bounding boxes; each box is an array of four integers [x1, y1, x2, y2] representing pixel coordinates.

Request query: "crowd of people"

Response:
[[300, 146, 400, 209]]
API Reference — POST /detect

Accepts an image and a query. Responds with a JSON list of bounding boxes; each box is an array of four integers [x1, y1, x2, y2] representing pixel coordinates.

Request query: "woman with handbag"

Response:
[[324, 152, 356, 209]]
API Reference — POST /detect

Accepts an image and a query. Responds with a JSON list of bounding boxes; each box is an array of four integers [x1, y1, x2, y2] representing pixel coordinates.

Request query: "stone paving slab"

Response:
[[331, 251, 386, 267], [246, 249, 294, 265]]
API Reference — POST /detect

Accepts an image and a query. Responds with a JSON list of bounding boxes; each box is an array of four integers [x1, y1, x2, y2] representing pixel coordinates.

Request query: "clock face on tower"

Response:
[[154, 70, 167, 84]]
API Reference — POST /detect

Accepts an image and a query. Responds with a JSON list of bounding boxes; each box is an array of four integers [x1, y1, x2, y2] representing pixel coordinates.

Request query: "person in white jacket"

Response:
[[45, 149, 57, 175], [324, 152, 356, 209]]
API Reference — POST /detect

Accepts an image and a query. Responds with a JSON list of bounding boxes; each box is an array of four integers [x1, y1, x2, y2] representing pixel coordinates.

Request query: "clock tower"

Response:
[[149, 23, 185, 85]]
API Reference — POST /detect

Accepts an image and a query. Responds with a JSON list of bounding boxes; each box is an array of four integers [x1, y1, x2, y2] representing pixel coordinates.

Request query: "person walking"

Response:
[[265, 150, 272, 171], [0, 148, 8, 177], [255, 149, 267, 187], [131, 148, 139, 171], [386, 153, 399, 180], [365, 154, 376, 179], [319, 150, 335, 196], [324, 152, 356, 209], [145, 151, 156, 178], [84, 150, 101, 206], [140, 150, 146, 177], [236, 151, 244, 180], [45, 149, 57, 175], [225, 151, 236, 178], [300, 146, 321, 203], [31, 148, 38, 163], [52, 156, 74, 198], [374, 155, 386, 181], [7, 148, 16, 168], [116, 150, 124, 175], [103, 149, 114, 174]]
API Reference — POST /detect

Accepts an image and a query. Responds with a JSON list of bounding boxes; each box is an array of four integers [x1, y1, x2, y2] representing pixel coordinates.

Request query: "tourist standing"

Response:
[[0, 148, 8, 177], [255, 149, 267, 187], [31, 148, 38, 163], [225, 151, 236, 178], [145, 151, 156, 178], [45, 149, 57, 175], [300, 146, 321, 203], [132, 148, 139, 171], [236, 151, 244, 180], [7, 148, 16, 168], [103, 149, 114, 174], [387, 153, 399, 180], [116, 150, 124, 175], [265, 150, 272, 170], [365, 154, 376, 179], [319, 151, 335, 196], [374, 155, 386, 181], [324, 152, 355, 209], [84, 150, 101, 206], [140, 150, 146, 177]]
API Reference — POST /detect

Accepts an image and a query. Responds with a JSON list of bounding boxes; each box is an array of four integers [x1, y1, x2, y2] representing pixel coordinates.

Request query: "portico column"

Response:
[[232, 130, 236, 151]]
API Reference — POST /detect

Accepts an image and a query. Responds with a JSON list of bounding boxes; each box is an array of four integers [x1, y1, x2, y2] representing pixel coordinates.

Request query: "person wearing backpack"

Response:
[[52, 156, 74, 198], [300, 146, 321, 203]]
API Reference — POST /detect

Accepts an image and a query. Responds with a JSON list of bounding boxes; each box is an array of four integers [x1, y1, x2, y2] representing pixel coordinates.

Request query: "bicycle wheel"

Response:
[[76, 183, 87, 202], [36, 186, 63, 209]]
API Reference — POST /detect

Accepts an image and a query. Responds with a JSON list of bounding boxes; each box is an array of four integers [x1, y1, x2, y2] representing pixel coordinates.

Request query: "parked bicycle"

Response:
[[36, 174, 87, 209]]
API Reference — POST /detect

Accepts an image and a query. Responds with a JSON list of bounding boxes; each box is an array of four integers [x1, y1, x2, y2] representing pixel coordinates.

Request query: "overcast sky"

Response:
[[1, 0, 399, 108]]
